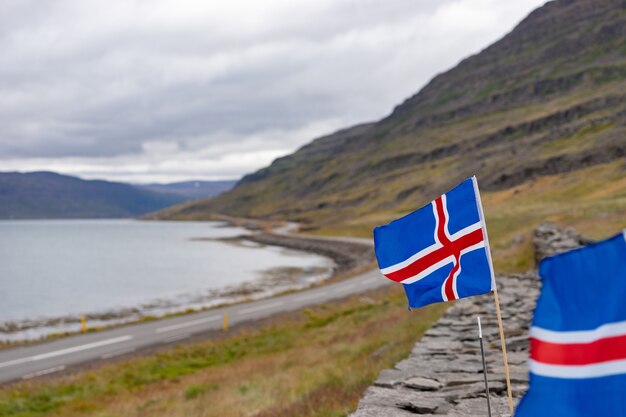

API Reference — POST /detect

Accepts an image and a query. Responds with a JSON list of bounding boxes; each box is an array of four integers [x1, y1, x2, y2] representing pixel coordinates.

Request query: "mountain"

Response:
[[137, 180, 236, 200], [160, 0, 626, 270], [0, 171, 186, 219]]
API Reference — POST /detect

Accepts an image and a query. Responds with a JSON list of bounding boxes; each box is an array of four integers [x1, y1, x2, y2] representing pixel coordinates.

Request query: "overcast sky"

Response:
[[0, 0, 545, 183]]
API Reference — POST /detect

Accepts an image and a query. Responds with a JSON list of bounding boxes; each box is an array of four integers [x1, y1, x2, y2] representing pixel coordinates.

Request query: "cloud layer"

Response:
[[0, 0, 545, 182]]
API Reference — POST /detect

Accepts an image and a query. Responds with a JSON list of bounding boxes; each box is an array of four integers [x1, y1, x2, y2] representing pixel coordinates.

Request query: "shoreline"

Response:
[[0, 220, 375, 345], [245, 233, 375, 282]]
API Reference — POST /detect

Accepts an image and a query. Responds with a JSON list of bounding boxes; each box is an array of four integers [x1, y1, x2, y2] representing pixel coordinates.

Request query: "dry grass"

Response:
[[0, 286, 445, 417], [309, 162, 626, 273], [482, 161, 626, 272]]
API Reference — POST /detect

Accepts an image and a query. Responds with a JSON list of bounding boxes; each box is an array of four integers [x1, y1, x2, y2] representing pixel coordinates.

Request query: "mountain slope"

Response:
[[162, 0, 626, 269], [0, 172, 186, 219]]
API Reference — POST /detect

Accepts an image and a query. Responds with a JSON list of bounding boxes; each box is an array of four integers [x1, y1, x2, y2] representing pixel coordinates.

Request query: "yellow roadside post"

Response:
[[223, 313, 229, 331], [80, 315, 87, 333]]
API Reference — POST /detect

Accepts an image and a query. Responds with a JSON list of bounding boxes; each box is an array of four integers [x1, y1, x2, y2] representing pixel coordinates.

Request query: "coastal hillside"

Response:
[[162, 0, 626, 269], [0, 171, 185, 219]]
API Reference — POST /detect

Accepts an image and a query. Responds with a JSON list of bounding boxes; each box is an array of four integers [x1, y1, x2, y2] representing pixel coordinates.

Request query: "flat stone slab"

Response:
[[404, 377, 443, 391]]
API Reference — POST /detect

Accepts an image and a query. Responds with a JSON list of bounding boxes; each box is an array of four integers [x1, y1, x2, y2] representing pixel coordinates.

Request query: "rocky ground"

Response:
[[350, 223, 587, 416]]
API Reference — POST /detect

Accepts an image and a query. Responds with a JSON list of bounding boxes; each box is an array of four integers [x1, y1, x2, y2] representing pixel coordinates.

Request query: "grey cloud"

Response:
[[0, 0, 546, 181]]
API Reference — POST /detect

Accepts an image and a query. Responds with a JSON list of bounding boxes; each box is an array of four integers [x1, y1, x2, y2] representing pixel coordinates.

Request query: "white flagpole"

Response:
[[472, 176, 514, 414], [494, 289, 514, 414], [477, 316, 492, 417]]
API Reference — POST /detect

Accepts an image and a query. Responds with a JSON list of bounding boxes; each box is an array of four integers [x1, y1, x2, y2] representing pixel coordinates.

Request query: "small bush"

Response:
[[184, 383, 218, 400]]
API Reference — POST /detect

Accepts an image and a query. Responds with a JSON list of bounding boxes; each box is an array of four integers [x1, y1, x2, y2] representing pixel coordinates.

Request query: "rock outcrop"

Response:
[[350, 224, 588, 416]]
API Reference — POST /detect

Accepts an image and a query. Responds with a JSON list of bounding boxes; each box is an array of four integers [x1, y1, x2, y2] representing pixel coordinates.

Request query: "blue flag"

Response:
[[373, 176, 495, 309], [516, 230, 626, 416]]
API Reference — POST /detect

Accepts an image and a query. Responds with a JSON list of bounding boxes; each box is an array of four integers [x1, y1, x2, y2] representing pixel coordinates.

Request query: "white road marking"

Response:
[[33, 336, 134, 361], [0, 335, 133, 369], [101, 347, 136, 359], [22, 365, 66, 380], [238, 301, 283, 315], [155, 316, 220, 333], [294, 292, 327, 302], [0, 357, 32, 369]]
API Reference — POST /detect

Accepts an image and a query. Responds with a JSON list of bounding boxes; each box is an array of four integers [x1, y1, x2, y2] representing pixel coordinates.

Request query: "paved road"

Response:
[[0, 256, 387, 385]]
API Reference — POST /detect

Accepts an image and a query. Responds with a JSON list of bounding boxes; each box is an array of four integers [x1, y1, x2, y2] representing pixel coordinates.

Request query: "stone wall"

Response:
[[532, 222, 592, 263], [349, 223, 588, 417]]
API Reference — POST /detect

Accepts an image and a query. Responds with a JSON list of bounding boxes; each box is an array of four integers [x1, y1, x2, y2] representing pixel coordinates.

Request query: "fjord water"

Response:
[[0, 220, 332, 338]]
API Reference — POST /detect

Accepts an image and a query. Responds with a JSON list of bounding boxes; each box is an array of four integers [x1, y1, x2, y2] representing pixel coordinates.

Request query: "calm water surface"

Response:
[[0, 220, 332, 336]]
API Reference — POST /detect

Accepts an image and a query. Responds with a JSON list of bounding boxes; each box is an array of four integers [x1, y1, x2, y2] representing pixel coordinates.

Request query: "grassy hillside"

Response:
[[0, 172, 185, 219], [161, 0, 626, 270]]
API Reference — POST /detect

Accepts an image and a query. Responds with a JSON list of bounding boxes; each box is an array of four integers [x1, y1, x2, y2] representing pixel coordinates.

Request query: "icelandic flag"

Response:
[[516, 230, 626, 416], [373, 176, 495, 309]]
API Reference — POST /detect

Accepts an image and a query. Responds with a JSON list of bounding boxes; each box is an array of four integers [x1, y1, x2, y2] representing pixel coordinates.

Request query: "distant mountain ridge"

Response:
[[0, 172, 235, 219], [161, 0, 626, 229], [137, 180, 236, 201]]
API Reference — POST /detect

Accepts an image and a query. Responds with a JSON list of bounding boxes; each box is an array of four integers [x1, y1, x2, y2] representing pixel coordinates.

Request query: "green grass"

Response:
[[183, 383, 219, 400], [540, 121, 614, 155]]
